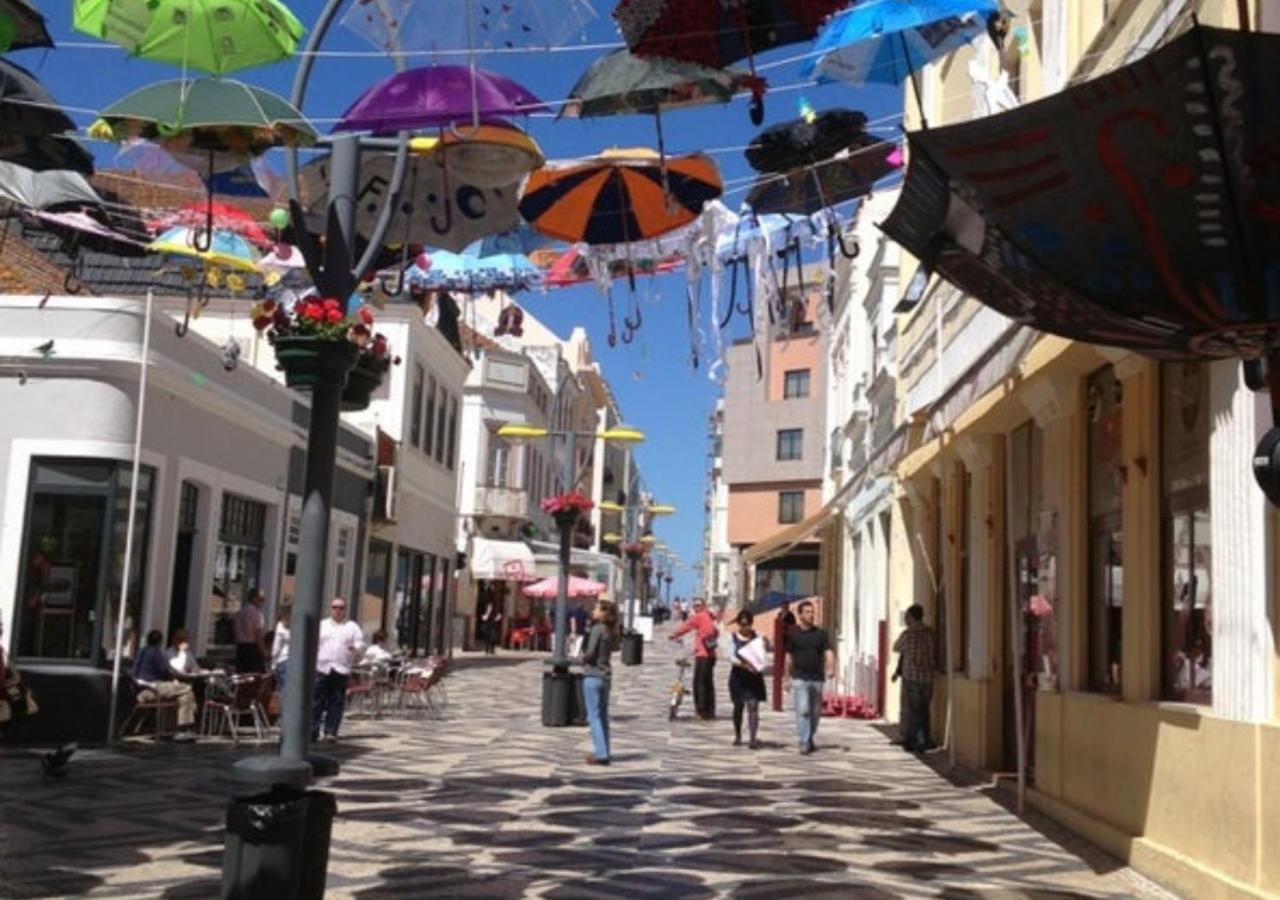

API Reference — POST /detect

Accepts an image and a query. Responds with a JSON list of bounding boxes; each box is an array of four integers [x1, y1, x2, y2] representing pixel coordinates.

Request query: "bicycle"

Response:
[[669, 656, 691, 721]]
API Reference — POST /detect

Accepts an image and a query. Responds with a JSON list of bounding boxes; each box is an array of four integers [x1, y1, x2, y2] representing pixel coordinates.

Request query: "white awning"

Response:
[[469, 537, 537, 582]]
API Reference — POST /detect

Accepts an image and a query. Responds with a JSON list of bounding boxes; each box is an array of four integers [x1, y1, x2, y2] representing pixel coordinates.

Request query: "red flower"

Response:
[[326, 308, 343, 324], [252, 315, 271, 331], [261, 299, 277, 314], [358, 306, 374, 326], [322, 297, 341, 310]]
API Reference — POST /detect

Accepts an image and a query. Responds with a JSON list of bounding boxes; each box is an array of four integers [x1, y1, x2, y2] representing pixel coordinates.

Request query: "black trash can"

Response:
[[222, 789, 309, 899], [542, 670, 574, 726], [620, 632, 643, 666], [570, 672, 587, 726], [298, 790, 336, 899]]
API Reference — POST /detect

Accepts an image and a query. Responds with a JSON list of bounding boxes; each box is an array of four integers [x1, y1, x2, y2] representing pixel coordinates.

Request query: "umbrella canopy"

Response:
[[404, 247, 541, 294], [562, 48, 753, 118], [410, 122, 544, 189], [746, 107, 870, 174], [473, 225, 553, 258], [342, 0, 596, 55], [150, 225, 261, 272], [0, 59, 76, 140], [0, 135, 95, 175], [154, 201, 270, 245], [335, 65, 546, 134], [520, 149, 723, 245], [29, 209, 148, 255], [542, 245, 683, 288], [880, 23, 1280, 361], [0, 159, 100, 210], [747, 136, 900, 215], [91, 79, 316, 164], [72, 0, 304, 75], [298, 152, 521, 253], [522, 575, 607, 600], [803, 0, 998, 86], [0, 0, 54, 51], [613, 0, 848, 70]]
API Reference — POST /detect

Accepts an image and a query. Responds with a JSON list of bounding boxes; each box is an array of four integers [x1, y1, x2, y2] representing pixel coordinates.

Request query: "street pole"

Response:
[[552, 431, 575, 668]]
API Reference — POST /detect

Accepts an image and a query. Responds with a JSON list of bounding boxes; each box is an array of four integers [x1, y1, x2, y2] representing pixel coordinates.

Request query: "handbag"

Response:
[[701, 633, 718, 653]]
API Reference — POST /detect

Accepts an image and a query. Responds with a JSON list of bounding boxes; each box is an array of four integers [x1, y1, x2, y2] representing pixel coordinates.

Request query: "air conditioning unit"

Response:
[[375, 465, 398, 523]]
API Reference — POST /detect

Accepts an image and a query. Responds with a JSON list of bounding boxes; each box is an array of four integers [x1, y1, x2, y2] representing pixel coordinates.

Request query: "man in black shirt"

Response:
[[784, 601, 834, 755]]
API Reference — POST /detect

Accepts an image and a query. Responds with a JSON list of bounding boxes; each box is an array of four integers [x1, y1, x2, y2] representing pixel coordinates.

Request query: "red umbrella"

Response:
[[152, 201, 269, 246]]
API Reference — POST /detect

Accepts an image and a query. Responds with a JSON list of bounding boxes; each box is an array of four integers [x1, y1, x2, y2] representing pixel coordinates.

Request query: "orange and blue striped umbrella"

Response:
[[519, 149, 722, 245]]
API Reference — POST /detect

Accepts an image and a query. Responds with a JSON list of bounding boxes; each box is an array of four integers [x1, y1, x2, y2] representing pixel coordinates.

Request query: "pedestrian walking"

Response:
[[728, 610, 767, 749], [771, 601, 796, 712], [270, 609, 290, 705], [784, 600, 834, 755], [892, 603, 937, 753], [668, 597, 719, 720], [478, 593, 502, 655], [233, 590, 268, 673], [581, 599, 619, 766], [312, 596, 365, 743]]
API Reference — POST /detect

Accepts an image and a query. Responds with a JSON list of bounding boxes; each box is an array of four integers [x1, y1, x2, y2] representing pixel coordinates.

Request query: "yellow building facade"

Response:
[[888, 2, 1280, 897]]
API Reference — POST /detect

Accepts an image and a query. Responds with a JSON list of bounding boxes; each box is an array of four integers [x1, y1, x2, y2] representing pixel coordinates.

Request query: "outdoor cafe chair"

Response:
[[120, 678, 178, 739], [202, 673, 269, 743]]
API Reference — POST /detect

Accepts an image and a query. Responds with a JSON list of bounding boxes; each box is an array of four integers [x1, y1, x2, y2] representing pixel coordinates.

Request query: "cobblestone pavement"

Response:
[[1, 630, 1180, 899]]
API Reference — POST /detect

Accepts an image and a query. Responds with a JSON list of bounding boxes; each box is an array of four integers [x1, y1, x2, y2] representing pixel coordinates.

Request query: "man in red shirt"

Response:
[[669, 598, 720, 720]]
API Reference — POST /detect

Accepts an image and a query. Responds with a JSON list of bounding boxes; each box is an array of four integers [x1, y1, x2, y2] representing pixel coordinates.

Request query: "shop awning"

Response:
[[469, 537, 537, 582], [741, 472, 864, 567]]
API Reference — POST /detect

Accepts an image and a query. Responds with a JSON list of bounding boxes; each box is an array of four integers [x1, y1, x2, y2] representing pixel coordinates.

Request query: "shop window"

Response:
[[1087, 366, 1124, 693], [362, 540, 393, 637], [776, 429, 804, 461], [1161, 362, 1212, 704], [209, 494, 266, 647], [424, 374, 437, 455], [410, 365, 424, 448], [15, 459, 154, 664], [783, 369, 811, 399], [778, 491, 804, 524]]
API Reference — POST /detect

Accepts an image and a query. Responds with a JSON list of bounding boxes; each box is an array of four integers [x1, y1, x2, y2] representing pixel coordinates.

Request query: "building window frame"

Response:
[[776, 428, 804, 461], [778, 490, 804, 525], [410, 364, 424, 448], [1087, 365, 1124, 694], [783, 369, 811, 399], [423, 373, 437, 456]]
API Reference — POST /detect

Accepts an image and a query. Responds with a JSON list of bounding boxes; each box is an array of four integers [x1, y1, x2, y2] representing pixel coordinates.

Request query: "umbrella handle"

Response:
[[720, 262, 740, 329], [192, 159, 215, 252], [836, 230, 860, 260], [380, 269, 406, 296], [175, 293, 195, 338]]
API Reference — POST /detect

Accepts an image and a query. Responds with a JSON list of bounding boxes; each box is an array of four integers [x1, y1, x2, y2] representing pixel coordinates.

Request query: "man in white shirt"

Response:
[[312, 596, 365, 743]]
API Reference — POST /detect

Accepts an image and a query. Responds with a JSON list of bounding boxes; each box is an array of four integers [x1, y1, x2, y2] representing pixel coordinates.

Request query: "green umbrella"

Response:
[[72, 0, 303, 75]]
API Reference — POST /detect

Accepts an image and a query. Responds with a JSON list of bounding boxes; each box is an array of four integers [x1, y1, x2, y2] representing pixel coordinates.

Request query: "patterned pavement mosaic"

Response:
[[0, 629, 1182, 899]]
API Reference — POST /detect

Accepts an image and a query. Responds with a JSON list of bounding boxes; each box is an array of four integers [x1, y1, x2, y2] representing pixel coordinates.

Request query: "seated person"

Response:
[[362, 630, 395, 665], [133, 629, 198, 741], [166, 628, 203, 676]]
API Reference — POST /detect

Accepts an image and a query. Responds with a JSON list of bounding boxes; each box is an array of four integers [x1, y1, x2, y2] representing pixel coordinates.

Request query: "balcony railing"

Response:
[[475, 484, 530, 520]]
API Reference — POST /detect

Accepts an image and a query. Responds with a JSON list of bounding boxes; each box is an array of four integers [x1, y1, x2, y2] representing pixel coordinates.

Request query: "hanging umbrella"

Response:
[[150, 225, 261, 272], [342, 0, 596, 56], [72, 0, 304, 75], [803, 0, 999, 89], [0, 0, 54, 51], [542, 245, 683, 288], [298, 151, 520, 253], [523, 575, 607, 600], [403, 246, 541, 294], [880, 22, 1280, 363], [153, 201, 270, 245], [0, 135, 95, 175], [520, 149, 722, 246], [0, 59, 77, 141], [410, 122, 544, 189], [746, 107, 870, 174], [28, 209, 149, 255], [746, 136, 900, 215], [473, 225, 553, 258], [335, 65, 546, 134], [613, 0, 849, 119], [0, 159, 101, 210]]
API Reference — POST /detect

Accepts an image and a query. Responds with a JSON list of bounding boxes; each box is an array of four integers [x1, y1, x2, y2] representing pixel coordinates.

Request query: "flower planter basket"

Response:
[[273, 335, 359, 390], [341, 355, 385, 411]]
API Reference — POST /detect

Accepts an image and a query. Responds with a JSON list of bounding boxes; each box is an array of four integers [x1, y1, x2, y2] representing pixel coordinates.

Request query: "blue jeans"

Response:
[[903, 679, 934, 751], [273, 662, 287, 708], [312, 670, 349, 739], [793, 678, 824, 748], [582, 675, 611, 761]]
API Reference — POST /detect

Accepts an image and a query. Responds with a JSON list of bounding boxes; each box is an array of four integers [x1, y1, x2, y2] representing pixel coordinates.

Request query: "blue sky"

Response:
[[18, 1, 902, 598]]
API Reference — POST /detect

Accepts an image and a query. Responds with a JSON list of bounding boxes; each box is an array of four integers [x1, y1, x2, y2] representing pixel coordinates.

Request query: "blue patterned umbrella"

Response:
[[802, 0, 999, 86]]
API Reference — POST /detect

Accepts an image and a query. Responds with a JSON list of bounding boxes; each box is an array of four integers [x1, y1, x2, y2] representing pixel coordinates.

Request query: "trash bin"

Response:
[[222, 789, 309, 899], [542, 670, 574, 726], [620, 632, 643, 666], [298, 790, 336, 900], [570, 672, 587, 726]]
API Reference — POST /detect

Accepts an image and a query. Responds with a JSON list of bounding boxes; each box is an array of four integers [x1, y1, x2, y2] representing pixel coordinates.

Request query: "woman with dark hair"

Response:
[[728, 610, 768, 749], [477, 592, 502, 655], [581, 600, 619, 766]]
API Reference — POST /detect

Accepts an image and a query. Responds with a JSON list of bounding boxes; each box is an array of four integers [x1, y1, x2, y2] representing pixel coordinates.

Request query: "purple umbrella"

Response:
[[335, 65, 547, 134]]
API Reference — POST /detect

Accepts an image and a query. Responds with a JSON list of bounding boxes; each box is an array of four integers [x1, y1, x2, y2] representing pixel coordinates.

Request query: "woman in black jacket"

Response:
[[580, 600, 619, 766]]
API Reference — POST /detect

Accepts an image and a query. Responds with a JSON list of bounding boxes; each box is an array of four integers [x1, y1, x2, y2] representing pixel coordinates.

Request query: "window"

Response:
[[15, 460, 154, 663], [486, 432, 512, 487], [423, 374, 436, 455], [209, 493, 267, 648], [784, 369, 811, 399], [1161, 362, 1212, 704], [776, 429, 804, 461], [446, 395, 459, 470], [1087, 366, 1124, 693], [410, 365, 424, 448], [362, 539, 393, 637], [435, 386, 448, 463], [778, 491, 804, 524]]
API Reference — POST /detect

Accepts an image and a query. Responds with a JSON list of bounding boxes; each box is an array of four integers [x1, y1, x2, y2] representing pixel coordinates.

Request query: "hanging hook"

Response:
[[720, 259, 741, 330], [175, 291, 195, 337], [191, 150, 216, 252]]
